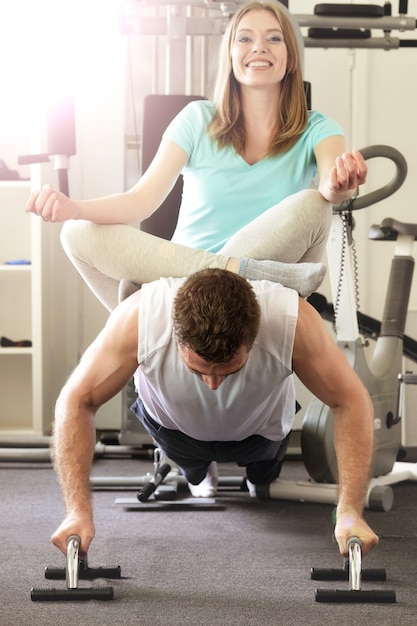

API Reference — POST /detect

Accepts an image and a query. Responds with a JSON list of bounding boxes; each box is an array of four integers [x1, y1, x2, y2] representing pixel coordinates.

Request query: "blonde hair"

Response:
[[208, 1, 308, 156]]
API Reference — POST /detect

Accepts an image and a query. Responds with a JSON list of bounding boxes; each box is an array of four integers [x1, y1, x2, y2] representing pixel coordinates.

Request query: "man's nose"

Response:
[[202, 375, 226, 390]]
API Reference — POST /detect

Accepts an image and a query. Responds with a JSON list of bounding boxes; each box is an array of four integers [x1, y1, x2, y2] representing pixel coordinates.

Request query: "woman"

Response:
[[26, 1, 367, 311]]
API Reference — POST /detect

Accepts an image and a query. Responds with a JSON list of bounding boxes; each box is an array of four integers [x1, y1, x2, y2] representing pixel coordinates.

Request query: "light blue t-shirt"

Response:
[[163, 100, 343, 253]]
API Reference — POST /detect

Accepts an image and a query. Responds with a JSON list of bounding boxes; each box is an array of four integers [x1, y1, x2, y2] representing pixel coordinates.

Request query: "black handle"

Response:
[[45, 564, 121, 580], [334, 145, 407, 212], [31, 586, 114, 601], [137, 463, 171, 502]]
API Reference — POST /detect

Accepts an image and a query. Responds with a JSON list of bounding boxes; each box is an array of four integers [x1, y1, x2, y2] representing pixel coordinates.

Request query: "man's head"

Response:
[[172, 268, 261, 389]]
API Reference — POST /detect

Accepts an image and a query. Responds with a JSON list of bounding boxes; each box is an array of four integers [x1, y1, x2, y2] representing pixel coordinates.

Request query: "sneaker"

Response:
[[188, 462, 218, 498]]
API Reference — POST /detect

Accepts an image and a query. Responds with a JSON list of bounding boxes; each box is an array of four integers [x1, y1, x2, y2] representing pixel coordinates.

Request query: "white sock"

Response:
[[188, 462, 218, 498], [246, 479, 257, 498], [239, 258, 326, 298]]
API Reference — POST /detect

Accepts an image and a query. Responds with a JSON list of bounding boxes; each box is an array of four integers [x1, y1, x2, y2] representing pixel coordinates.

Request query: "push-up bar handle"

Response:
[[66, 535, 81, 589], [347, 537, 362, 592], [137, 462, 171, 501], [334, 144, 407, 212]]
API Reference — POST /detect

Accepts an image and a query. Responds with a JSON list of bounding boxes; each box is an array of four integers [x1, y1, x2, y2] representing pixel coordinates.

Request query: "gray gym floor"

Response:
[[1, 450, 416, 626]]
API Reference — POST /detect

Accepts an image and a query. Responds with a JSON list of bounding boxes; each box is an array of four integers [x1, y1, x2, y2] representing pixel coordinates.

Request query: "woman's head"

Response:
[[209, 1, 307, 154], [230, 6, 289, 92], [219, 1, 302, 91]]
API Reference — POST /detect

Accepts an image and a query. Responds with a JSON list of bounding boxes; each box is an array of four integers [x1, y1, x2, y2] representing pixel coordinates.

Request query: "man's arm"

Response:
[[51, 293, 141, 556], [292, 297, 379, 557]]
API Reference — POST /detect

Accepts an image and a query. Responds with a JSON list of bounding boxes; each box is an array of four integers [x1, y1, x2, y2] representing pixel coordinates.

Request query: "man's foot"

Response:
[[188, 462, 218, 498]]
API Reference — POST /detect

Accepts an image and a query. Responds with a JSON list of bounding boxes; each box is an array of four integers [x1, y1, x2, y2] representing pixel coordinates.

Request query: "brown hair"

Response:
[[208, 1, 307, 155], [172, 268, 261, 362]]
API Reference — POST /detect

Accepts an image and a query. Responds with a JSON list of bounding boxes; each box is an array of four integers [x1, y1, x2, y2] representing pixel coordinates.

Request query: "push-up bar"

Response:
[[31, 535, 119, 601], [313, 537, 396, 603]]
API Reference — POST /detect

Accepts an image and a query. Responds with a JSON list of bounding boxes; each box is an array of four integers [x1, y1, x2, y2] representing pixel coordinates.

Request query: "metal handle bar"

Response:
[[334, 144, 408, 212], [347, 537, 362, 591], [66, 534, 81, 589]]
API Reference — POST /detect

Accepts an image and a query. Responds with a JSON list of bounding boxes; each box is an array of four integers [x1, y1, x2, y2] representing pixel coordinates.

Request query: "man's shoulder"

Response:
[[253, 281, 300, 331], [292, 296, 326, 349], [143, 276, 186, 293], [250, 279, 299, 298]]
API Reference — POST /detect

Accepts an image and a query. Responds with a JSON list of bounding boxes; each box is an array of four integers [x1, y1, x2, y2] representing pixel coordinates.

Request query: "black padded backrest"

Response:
[[139, 84, 311, 240], [140, 94, 204, 240], [304, 81, 312, 110]]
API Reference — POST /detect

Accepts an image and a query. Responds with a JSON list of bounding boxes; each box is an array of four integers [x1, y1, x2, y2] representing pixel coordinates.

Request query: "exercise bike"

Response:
[[268, 144, 417, 511]]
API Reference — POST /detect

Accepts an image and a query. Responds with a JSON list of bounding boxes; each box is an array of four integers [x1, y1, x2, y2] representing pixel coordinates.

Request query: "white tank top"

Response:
[[134, 277, 298, 442]]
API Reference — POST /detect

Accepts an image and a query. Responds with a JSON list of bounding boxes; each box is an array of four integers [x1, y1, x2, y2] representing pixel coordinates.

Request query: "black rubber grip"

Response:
[[315, 589, 396, 603], [45, 565, 121, 580], [31, 586, 114, 601], [308, 28, 371, 39], [381, 257, 414, 337], [311, 567, 387, 581], [400, 39, 417, 47], [138, 482, 157, 502], [137, 463, 171, 502], [314, 4, 384, 18], [399, 0, 408, 14]]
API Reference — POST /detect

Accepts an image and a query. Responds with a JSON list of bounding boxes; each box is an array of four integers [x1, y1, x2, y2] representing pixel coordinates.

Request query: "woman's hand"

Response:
[[329, 149, 367, 192], [26, 184, 78, 222], [321, 149, 368, 204]]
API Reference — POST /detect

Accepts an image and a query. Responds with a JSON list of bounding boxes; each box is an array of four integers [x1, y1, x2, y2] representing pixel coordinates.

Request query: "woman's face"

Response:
[[231, 9, 288, 91]]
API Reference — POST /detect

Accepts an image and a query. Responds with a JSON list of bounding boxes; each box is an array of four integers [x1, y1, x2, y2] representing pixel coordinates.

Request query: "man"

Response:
[[50, 268, 378, 559]]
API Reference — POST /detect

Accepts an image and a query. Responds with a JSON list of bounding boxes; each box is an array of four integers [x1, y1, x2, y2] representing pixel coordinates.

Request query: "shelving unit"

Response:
[[0, 172, 80, 437], [0, 180, 36, 434]]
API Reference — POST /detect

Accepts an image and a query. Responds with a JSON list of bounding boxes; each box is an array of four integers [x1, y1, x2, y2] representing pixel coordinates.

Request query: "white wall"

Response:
[[64, 5, 126, 429]]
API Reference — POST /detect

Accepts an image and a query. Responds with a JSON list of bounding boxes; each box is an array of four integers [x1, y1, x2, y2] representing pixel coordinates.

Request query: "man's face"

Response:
[[178, 345, 250, 391]]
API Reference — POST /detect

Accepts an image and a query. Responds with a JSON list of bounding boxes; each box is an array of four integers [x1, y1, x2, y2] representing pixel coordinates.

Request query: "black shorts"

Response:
[[130, 398, 290, 485]]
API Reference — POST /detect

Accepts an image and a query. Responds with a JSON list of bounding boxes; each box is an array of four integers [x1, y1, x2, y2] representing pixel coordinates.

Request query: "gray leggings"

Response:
[[60, 189, 332, 311]]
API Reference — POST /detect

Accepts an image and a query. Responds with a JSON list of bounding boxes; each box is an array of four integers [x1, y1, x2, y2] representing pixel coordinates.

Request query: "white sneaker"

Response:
[[188, 462, 218, 498]]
